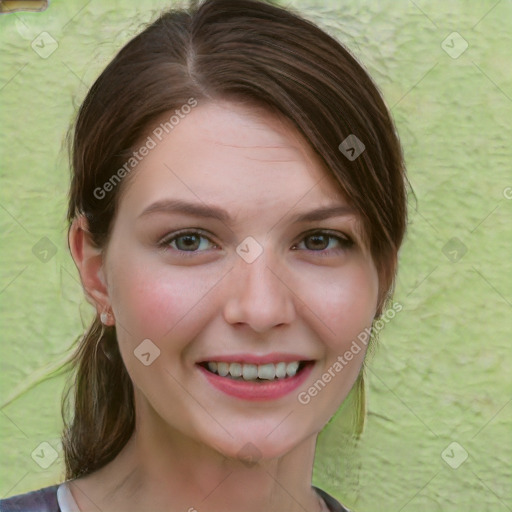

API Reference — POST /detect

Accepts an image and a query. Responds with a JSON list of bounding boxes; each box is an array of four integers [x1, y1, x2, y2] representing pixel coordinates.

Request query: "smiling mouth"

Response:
[[197, 360, 314, 382]]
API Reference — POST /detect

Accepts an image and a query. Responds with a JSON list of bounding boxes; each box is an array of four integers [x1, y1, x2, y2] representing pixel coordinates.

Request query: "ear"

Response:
[[68, 215, 111, 320]]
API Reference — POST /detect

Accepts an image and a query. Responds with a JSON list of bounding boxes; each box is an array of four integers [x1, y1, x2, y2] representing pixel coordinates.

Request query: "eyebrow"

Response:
[[137, 198, 356, 224]]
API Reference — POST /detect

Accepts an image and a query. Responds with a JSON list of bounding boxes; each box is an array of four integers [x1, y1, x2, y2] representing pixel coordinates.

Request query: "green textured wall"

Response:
[[1, 1, 510, 510]]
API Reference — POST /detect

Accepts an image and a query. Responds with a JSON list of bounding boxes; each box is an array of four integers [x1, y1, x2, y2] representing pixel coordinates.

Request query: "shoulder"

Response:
[[0, 484, 61, 512], [313, 486, 353, 512]]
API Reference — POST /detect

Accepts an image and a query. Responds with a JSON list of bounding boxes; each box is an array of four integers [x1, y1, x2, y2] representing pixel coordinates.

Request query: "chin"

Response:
[[207, 428, 306, 465]]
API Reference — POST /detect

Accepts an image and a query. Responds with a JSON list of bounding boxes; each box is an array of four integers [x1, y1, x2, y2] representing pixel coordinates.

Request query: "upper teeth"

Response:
[[206, 361, 301, 380]]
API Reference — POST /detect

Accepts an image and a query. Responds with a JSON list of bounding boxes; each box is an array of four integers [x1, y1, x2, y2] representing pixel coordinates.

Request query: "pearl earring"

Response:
[[100, 311, 110, 324]]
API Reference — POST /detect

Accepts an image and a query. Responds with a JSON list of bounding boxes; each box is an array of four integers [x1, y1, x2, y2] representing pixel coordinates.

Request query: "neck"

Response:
[[70, 402, 323, 512]]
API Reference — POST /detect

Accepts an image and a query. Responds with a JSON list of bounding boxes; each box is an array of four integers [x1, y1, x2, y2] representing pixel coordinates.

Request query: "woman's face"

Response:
[[100, 100, 379, 461]]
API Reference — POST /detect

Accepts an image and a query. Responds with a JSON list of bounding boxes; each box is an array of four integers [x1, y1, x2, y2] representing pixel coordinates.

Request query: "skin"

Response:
[[68, 100, 379, 512]]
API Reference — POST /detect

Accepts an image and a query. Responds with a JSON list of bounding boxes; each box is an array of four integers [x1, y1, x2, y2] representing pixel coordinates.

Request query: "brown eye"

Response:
[[292, 230, 354, 254], [175, 234, 202, 251], [304, 234, 330, 251], [159, 230, 217, 253]]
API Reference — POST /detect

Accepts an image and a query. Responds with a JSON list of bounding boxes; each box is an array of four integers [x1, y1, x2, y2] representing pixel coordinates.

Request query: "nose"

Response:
[[223, 248, 296, 333]]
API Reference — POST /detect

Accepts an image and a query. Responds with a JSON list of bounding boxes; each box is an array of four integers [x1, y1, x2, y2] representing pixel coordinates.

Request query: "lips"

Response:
[[198, 353, 311, 365], [195, 353, 315, 401]]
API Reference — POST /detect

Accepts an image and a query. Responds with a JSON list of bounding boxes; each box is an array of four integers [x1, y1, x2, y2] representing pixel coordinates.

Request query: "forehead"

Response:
[[115, 100, 364, 238]]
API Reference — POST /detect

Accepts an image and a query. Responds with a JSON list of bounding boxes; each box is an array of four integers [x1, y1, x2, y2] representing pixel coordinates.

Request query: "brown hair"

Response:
[[62, 0, 410, 480]]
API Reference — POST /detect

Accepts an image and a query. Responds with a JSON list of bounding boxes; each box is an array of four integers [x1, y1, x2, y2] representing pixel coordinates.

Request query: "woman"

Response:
[[0, 0, 409, 510]]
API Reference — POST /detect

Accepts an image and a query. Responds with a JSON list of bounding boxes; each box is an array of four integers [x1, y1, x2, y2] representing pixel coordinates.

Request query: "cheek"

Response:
[[298, 262, 378, 351], [109, 260, 214, 342]]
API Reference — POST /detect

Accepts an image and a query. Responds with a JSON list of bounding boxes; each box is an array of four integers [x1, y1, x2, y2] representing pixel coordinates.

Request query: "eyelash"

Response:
[[157, 229, 354, 257]]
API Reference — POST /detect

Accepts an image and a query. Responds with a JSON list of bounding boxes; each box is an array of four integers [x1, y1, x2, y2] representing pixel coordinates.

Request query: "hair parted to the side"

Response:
[[62, 0, 410, 480]]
